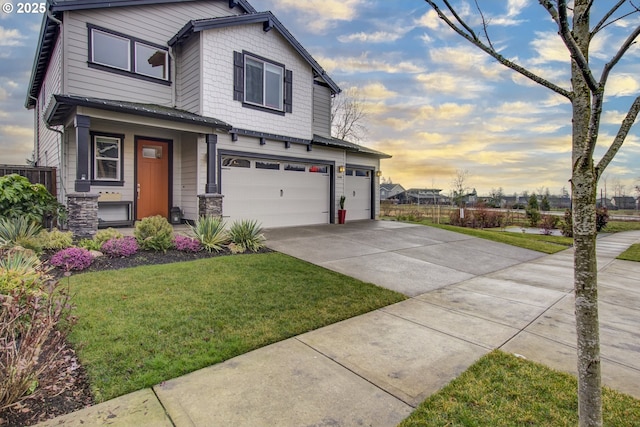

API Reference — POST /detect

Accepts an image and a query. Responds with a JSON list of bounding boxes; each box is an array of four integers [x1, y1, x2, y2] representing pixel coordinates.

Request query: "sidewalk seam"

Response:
[[151, 387, 177, 427]]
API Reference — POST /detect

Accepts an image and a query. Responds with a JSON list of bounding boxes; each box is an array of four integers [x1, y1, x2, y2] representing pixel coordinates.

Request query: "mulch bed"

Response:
[[1, 247, 270, 427]]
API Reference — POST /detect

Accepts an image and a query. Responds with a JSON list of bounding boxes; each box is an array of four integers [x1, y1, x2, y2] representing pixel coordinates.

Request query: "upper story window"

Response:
[[234, 51, 292, 115], [88, 24, 169, 83]]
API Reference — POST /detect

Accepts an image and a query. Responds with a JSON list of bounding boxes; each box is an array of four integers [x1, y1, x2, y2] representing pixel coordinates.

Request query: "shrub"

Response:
[[596, 207, 609, 232], [526, 208, 541, 227], [0, 280, 76, 409], [189, 216, 228, 252], [77, 238, 101, 251], [173, 234, 202, 253], [94, 228, 124, 246], [561, 209, 573, 237], [101, 236, 139, 257], [0, 174, 63, 226], [37, 228, 73, 250], [0, 217, 42, 250], [50, 247, 93, 271], [540, 215, 559, 235], [134, 216, 174, 252], [449, 209, 468, 227], [229, 219, 265, 253], [0, 248, 50, 295]]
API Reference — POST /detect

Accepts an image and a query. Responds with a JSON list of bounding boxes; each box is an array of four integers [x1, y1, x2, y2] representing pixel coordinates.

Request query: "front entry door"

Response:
[[136, 139, 170, 220]]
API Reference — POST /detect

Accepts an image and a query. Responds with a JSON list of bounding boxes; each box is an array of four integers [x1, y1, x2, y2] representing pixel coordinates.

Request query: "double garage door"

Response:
[[221, 156, 331, 228]]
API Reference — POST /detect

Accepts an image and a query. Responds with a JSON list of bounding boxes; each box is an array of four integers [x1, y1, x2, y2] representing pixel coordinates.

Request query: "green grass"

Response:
[[618, 243, 640, 262], [399, 350, 640, 427], [417, 222, 574, 254], [67, 252, 405, 402], [604, 220, 640, 233]]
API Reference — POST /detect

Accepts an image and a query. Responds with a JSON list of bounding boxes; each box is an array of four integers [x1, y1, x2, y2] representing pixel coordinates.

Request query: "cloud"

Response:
[[359, 82, 397, 100], [316, 52, 425, 74], [428, 45, 506, 80], [415, 72, 492, 99], [1, 125, 32, 137], [529, 31, 569, 64], [272, 0, 364, 33], [606, 74, 640, 97], [0, 26, 26, 47], [338, 27, 410, 43]]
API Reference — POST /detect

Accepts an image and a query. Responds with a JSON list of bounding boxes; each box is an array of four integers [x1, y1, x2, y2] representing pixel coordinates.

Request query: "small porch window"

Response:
[[92, 133, 124, 185]]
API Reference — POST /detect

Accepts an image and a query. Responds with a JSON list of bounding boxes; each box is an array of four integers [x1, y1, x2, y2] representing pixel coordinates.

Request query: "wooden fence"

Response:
[[0, 165, 57, 196]]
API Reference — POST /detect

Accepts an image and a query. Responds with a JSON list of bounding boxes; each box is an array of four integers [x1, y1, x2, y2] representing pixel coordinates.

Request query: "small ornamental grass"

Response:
[[101, 236, 138, 258], [0, 217, 42, 251], [173, 234, 202, 253], [189, 216, 228, 252], [229, 219, 265, 253], [50, 247, 93, 271], [0, 249, 50, 295]]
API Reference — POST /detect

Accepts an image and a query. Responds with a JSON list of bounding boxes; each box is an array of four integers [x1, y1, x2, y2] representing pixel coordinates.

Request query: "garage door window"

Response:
[[284, 163, 305, 172], [309, 165, 328, 173], [223, 158, 250, 168], [356, 170, 370, 177], [256, 161, 280, 170]]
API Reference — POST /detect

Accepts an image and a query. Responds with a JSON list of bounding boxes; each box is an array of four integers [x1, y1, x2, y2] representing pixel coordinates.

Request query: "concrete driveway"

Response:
[[264, 220, 545, 296]]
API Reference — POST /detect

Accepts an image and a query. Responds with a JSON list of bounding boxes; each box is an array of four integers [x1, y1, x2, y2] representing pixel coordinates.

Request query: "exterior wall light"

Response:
[[376, 170, 382, 177], [338, 165, 345, 173]]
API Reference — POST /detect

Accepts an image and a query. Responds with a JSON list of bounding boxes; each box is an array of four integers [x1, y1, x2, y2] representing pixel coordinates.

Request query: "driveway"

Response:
[[264, 220, 544, 296]]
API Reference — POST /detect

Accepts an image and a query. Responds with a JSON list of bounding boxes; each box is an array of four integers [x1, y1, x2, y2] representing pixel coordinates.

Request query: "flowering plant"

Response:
[[173, 235, 202, 253], [50, 247, 93, 271], [101, 236, 139, 257]]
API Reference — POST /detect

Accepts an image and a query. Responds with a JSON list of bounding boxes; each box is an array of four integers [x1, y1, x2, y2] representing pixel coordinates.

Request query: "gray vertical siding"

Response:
[[313, 84, 331, 138], [176, 33, 201, 114]]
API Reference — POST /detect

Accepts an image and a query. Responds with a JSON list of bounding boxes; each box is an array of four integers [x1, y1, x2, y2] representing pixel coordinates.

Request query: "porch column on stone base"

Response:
[[198, 194, 223, 218], [67, 193, 99, 239]]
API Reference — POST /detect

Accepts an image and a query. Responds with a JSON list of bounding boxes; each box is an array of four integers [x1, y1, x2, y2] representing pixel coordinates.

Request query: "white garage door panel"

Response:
[[345, 171, 371, 221], [222, 160, 330, 228]]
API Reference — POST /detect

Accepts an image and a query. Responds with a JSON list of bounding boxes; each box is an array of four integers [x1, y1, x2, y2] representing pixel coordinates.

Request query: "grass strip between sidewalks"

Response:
[[399, 350, 640, 427], [418, 222, 574, 254], [618, 243, 640, 262], [67, 252, 405, 402]]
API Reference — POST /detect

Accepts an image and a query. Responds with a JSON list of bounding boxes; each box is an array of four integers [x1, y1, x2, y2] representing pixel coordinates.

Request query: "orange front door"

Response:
[[136, 139, 170, 220]]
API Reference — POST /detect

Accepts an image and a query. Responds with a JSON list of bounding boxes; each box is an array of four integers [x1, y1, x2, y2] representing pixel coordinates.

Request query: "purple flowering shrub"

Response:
[[173, 235, 202, 253], [50, 247, 93, 271], [101, 236, 139, 257]]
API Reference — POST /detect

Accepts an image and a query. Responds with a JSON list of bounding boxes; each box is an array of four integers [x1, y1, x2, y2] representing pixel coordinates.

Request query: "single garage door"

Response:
[[221, 156, 330, 228], [345, 168, 372, 220]]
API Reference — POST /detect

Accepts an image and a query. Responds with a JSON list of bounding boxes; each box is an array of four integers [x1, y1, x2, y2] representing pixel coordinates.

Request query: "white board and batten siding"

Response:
[[63, 1, 239, 106]]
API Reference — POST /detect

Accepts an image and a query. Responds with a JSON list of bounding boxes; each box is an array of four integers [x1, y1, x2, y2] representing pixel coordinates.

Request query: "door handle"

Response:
[[137, 183, 141, 200]]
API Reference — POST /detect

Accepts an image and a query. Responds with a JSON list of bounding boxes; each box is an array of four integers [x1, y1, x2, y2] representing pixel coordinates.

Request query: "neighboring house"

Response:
[[396, 188, 449, 205], [610, 196, 637, 210], [26, 0, 389, 235], [380, 183, 404, 200]]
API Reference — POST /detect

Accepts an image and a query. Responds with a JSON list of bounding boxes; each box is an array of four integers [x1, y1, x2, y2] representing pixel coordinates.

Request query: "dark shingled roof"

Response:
[[45, 94, 232, 130], [312, 134, 391, 159]]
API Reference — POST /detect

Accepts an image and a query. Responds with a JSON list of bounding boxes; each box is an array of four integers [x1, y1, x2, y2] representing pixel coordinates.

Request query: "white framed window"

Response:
[[245, 56, 284, 110], [93, 134, 122, 182], [88, 25, 169, 82], [91, 29, 130, 71]]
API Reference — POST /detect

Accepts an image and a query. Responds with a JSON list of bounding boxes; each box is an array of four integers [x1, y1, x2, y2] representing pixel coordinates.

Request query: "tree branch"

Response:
[[424, 0, 573, 99], [591, 0, 627, 35], [596, 95, 640, 179]]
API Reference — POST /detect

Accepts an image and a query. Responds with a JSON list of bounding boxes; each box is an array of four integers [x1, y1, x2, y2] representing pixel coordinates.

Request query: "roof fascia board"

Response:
[[51, 0, 256, 13]]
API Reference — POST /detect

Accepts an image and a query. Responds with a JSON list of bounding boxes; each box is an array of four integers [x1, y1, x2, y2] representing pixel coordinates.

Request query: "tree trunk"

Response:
[[571, 2, 602, 426]]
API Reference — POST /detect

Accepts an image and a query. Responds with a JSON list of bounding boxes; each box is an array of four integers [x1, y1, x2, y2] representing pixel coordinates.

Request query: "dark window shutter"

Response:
[[284, 69, 293, 113], [233, 51, 244, 102]]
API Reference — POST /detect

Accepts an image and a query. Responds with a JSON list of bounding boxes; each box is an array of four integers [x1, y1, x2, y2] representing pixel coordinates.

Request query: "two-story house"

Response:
[[26, 0, 389, 235]]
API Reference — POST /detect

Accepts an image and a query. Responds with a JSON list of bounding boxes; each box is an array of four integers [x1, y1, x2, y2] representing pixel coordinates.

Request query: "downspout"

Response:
[[28, 94, 39, 166], [169, 47, 176, 107]]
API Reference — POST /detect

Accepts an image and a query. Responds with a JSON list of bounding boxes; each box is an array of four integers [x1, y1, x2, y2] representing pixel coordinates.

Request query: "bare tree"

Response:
[[451, 169, 470, 207], [331, 87, 368, 143], [422, 2, 640, 425]]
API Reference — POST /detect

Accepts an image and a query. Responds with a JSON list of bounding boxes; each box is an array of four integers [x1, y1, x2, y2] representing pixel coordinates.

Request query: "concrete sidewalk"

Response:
[[38, 223, 640, 426]]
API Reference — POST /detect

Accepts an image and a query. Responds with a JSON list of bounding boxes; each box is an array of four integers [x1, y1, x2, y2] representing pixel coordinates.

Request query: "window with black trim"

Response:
[[88, 25, 169, 82], [91, 133, 124, 184], [234, 51, 293, 114]]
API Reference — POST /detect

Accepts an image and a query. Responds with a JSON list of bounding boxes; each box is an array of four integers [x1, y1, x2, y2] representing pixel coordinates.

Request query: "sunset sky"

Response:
[[1, 0, 639, 197]]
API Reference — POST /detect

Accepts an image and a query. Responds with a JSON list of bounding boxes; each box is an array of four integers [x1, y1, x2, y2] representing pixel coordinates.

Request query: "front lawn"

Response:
[[399, 351, 640, 426], [67, 252, 405, 402]]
